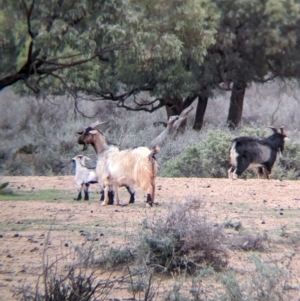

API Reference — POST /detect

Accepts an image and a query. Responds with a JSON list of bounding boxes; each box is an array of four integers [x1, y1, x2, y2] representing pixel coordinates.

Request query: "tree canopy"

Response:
[[1, 0, 300, 128]]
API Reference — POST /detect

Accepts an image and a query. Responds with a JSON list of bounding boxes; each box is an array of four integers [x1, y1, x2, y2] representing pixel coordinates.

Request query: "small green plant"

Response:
[[217, 271, 244, 301], [0, 182, 9, 190], [0, 181, 12, 195], [224, 221, 242, 231], [96, 247, 134, 269], [248, 255, 290, 301], [218, 255, 292, 301]]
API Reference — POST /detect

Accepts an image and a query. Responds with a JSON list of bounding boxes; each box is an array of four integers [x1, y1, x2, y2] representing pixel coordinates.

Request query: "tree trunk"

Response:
[[193, 95, 208, 131], [227, 81, 246, 130]]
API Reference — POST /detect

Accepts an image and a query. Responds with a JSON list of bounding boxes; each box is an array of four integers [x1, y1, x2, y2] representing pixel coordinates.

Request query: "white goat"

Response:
[[72, 155, 98, 201], [72, 154, 135, 204], [77, 121, 159, 206]]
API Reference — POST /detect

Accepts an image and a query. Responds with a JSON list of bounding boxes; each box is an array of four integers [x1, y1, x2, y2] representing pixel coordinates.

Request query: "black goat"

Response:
[[228, 127, 287, 179]]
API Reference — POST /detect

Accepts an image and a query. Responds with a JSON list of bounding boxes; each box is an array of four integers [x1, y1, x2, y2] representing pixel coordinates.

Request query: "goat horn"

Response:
[[89, 120, 110, 128], [267, 126, 278, 133], [280, 126, 285, 135]]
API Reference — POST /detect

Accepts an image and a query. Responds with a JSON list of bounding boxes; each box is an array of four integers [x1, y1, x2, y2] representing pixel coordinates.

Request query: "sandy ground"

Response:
[[0, 176, 300, 300]]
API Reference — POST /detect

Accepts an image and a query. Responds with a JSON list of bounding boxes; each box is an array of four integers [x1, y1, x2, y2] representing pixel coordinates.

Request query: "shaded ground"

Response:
[[0, 176, 300, 300]]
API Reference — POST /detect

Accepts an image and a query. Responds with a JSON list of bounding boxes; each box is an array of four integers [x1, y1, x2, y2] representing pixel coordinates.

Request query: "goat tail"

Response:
[[149, 145, 160, 160], [149, 146, 160, 177]]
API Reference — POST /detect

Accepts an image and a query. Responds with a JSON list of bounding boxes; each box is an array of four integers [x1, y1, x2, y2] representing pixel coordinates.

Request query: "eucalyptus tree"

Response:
[[0, 0, 134, 92], [210, 0, 300, 129], [0, 0, 220, 129], [71, 0, 220, 123]]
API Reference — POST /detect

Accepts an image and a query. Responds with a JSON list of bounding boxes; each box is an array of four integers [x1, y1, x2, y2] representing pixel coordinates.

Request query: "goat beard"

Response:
[[77, 142, 88, 151]]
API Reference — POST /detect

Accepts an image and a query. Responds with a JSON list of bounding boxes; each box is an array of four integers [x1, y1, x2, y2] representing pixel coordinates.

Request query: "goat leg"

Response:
[[77, 190, 82, 201], [101, 185, 110, 206], [126, 186, 135, 204], [113, 183, 121, 206], [84, 183, 89, 201]]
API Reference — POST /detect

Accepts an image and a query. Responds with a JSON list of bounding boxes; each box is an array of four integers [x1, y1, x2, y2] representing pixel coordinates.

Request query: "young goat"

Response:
[[72, 155, 98, 201], [77, 121, 159, 206], [72, 155, 135, 204], [228, 126, 287, 179]]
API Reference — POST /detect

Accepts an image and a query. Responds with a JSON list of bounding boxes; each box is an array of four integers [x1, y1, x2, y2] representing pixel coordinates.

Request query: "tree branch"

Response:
[[0, 41, 132, 90], [22, 0, 35, 39]]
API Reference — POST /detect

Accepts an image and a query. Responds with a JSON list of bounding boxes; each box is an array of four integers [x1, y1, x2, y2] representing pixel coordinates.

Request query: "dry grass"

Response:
[[1, 80, 300, 178]]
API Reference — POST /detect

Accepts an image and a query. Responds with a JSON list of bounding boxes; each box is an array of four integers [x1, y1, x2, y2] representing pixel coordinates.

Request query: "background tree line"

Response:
[[1, 0, 300, 129]]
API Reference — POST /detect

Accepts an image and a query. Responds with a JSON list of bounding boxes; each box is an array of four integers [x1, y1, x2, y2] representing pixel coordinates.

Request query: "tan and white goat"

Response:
[[77, 121, 159, 206]]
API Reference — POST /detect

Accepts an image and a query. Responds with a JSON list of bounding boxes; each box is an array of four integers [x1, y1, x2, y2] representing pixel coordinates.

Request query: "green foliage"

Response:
[[0, 181, 12, 195], [96, 247, 134, 269], [0, 182, 9, 190], [161, 130, 233, 178], [1, 0, 218, 100], [211, 0, 300, 84]]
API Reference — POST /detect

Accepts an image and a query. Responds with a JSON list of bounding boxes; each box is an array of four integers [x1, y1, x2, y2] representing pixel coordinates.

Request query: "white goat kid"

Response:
[[77, 121, 159, 206], [72, 155, 98, 201]]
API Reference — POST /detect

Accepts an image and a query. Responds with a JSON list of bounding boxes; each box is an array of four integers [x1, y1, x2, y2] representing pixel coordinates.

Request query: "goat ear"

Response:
[[77, 131, 84, 135], [89, 120, 110, 128], [89, 130, 98, 135], [84, 156, 91, 161], [268, 126, 278, 133]]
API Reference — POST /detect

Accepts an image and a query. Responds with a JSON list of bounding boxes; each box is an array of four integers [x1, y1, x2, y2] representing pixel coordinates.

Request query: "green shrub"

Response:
[[271, 140, 300, 180], [0, 181, 13, 195], [161, 130, 233, 178], [95, 247, 134, 269]]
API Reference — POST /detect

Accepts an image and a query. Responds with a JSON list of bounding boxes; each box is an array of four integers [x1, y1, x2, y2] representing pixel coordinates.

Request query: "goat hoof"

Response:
[[101, 202, 107, 206]]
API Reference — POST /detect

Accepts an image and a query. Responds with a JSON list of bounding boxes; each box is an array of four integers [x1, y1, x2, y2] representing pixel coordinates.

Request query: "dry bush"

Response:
[[2, 81, 300, 177], [218, 255, 293, 301], [228, 233, 266, 252], [14, 231, 157, 301], [136, 199, 228, 275]]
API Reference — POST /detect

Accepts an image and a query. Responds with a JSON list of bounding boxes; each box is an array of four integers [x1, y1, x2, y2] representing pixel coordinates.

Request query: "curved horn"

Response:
[[89, 120, 110, 128], [280, 126, 285, 135], [77, 131, 84, 135], [267, 126, 278, 133]]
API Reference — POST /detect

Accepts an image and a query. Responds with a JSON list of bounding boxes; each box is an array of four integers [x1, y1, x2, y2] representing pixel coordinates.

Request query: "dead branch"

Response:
[[150, 104, 194, 148]]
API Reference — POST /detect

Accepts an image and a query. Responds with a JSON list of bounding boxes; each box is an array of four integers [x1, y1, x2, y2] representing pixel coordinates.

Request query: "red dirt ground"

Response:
[[0, 176, 300, 300]]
